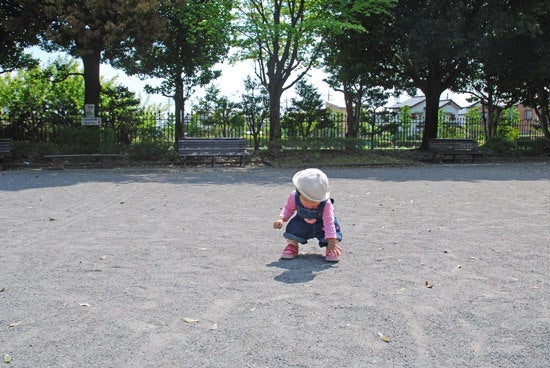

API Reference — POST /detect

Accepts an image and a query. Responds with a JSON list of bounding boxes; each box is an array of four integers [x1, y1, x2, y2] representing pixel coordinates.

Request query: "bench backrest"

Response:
[[0, 139, 12, 154], [178, 138, 248, 153], [427, 139, 478, 151]]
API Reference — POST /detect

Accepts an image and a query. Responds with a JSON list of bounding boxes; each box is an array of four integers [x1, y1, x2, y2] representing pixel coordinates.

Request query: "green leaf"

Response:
[[3, 353, 13, 363], [182, 317, 200, 323]]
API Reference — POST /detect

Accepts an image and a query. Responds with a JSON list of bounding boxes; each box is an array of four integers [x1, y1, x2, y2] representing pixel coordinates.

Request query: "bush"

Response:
[[98, 128, 128, 154], [11, 141, 58, 161], [497, 124, 520, 141], [515, 138, 550, 156], [128, 141, 176, 161], [482, 136, 518, 155], [281, 137, 364, 150], [55, 127, 101, 154], [483, 136, 550, 156]]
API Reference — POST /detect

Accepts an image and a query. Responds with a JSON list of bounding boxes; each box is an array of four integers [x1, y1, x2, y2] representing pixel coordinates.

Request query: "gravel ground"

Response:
[[1, 163, 549, 368]]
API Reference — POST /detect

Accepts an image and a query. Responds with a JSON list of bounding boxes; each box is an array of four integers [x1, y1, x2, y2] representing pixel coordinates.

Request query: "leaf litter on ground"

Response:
[[378, 332, 391, 343], [182, 317, 200, 323]]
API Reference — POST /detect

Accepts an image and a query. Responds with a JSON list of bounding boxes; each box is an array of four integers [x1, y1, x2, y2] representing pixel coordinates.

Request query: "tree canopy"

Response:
[[1, 0, 549, 147], [235, 0, 328, 146], [0, 57, 144, 145], [0, 0, 44, 73], [40, 0, 165, 115], [387, 0, 482, 148], [485, 0, 550, 138], [282, 79, 334, 137], [118, 0, 233, 140], [241, 76, 269, 150], [321, 0, 395, 137]]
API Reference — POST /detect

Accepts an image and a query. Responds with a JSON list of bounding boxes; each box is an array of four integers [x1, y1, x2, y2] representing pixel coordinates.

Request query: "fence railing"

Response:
[[0, 112, 546, 150], [181, 114, 546, 149]]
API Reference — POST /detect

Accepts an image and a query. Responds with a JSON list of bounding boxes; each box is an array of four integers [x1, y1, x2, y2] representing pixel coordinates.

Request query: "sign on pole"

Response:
[[84, 104, 95, 117], [82, 104, 101, 126], [82, 117, 102, 126]]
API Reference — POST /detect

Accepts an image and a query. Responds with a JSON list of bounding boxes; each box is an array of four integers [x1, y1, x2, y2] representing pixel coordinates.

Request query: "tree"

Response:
[[282, 79, 333, 137], [0, 57, 83, 141], [100, 84, 143, 145], [195, 85, 244, 137], [459, 0, 550, 139], [460, 4, 514, 139], [482, 0, 550, 139], [236, 0, 326, 148], [321, 0, 395, 138], [241, 76, 269, 150], [462, 79, 516, 139], [389, 0, 481, 149], [0, 0, 44, 73], [41, 0, 164, 117], [118, 0, 233, 141], [0, 57, 146, 144], [362, 87, 392, 148]]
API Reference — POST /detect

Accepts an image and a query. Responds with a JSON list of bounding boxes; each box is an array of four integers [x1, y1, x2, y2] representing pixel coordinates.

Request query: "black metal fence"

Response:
[[0, 112, 546, 150], [179, 113, 547, 149]]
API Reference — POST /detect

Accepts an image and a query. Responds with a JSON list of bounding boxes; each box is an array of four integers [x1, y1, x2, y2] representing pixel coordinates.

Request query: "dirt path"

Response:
[[1, 163, 549, 367]]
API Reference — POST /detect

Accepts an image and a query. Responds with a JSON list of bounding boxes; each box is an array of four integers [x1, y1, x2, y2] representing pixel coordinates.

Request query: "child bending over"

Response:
[[273, 168, 343, 262]]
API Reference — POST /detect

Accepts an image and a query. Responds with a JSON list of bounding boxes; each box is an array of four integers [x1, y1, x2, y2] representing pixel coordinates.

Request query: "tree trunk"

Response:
[[353, 96, 362, 139], [82, 50, 102, 117], [485, 88, 501, 138], [174, 73, 186, 141], [538, 104, 550, 139], [488, 104, 503, 138], [420, 87, 443, 149], [343, 83, 358, 138], [535, 87, 550, 139], [268, 81, 283, 150], [254, 134, 260, 151]]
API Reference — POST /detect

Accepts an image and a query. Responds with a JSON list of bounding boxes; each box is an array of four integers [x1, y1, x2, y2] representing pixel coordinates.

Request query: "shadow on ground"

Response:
[[267, 253, 337, 283]]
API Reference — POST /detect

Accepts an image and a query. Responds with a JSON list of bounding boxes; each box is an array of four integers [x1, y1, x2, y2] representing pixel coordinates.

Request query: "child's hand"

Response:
[[327, 239, 342, 255], [273, 219, 284, 229]]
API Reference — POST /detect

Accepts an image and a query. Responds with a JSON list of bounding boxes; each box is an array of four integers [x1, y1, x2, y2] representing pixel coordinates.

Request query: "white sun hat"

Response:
[[292, 168, 330, 202]]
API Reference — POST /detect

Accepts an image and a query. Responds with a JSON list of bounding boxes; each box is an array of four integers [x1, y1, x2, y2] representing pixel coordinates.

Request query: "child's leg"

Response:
[[280, 217, 315, 260], [317, 217, 342, 247], [287, 239, 299, 246], [281, 239, 300, 259]]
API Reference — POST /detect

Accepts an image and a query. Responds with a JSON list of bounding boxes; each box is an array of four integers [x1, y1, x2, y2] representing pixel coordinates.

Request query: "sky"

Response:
[[28, 46, 470, 111], [103, 59, 354, 110], [28, 46, 343, 109]]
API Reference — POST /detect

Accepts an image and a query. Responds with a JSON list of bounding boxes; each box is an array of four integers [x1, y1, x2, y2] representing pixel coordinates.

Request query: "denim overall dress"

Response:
[[283, 192, 343, 247]]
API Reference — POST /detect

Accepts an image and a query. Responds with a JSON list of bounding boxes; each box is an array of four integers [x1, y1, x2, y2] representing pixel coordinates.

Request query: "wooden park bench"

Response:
[[44, 153, 127, 169], [427, 138, 486, 163], [0, 139, 12, 158], [0, 139, 12, 169], [178, 138, 251, 166]]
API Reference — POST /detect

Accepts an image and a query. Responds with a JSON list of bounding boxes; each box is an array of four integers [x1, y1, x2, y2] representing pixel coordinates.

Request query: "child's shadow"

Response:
[[267, 253, 336, 284]]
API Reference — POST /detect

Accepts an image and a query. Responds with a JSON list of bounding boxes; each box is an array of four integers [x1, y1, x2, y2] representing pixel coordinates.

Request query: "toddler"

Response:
[[273, 168, 343, 262]]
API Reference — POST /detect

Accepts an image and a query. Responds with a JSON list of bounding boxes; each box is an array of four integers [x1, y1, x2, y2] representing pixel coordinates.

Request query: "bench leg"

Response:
[[472, 153, 483, 163], [51, 157, 64, 170], [102, 156, 112, 168]]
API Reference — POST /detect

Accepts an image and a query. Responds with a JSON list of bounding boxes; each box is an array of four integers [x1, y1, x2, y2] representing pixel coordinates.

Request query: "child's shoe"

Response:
[[325, 248, 341, 262], [281, 243, 299, 259]]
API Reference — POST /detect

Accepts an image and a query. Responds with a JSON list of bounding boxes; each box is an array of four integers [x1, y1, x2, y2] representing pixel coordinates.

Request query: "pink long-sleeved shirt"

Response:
[[279, 191, 337, 239]]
